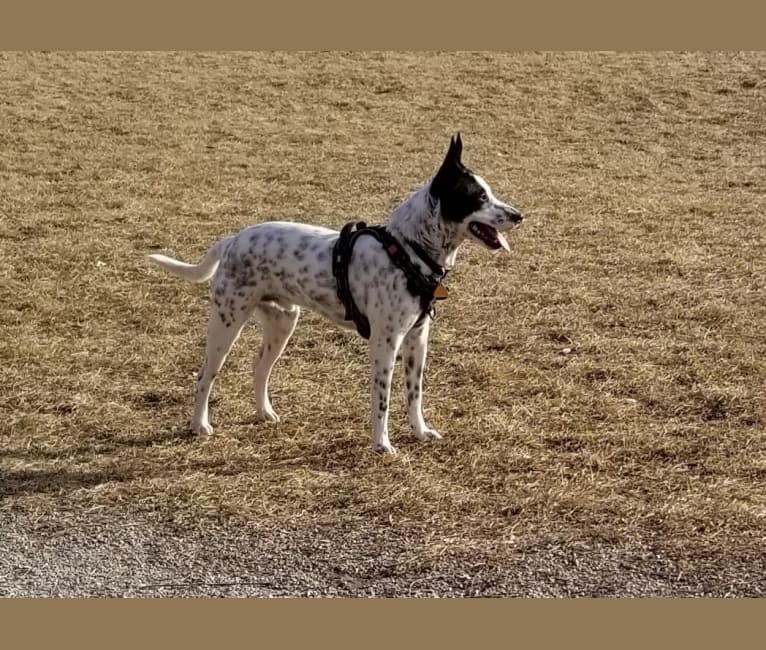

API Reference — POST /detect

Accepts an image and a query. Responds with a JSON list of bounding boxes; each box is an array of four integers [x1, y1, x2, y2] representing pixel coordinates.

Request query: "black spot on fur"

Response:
[[407, 357, 414, 370]]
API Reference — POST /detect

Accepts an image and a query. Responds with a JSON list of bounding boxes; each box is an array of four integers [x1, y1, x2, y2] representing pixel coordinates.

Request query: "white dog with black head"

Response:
[[149, 134, 523, 454]]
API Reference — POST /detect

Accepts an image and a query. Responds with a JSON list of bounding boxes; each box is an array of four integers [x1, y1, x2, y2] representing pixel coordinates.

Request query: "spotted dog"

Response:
[[148, 134, 523, 454]]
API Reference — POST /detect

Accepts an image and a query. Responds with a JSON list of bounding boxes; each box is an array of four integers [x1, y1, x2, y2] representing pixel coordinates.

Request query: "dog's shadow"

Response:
[[0, 426, 197, 500], [0, 466, 141, 498], [0, 418, 427, 502]]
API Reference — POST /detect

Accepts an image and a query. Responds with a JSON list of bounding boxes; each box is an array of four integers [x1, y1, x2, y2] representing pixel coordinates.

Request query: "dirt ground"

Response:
[[1, 52, 765, 597]]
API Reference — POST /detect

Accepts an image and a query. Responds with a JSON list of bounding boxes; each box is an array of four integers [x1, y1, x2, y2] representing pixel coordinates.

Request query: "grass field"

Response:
[[1, 52, 765, 595]]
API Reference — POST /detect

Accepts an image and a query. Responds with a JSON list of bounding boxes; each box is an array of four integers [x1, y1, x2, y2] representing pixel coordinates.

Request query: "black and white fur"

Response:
[[148, 134, 523, 454]]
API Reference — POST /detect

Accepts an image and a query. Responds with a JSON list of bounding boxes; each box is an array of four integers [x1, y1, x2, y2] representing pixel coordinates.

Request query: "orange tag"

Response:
[[433, 283, 449, 300]]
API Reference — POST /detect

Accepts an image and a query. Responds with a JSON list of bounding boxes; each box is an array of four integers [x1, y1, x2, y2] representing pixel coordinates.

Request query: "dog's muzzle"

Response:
[[505, 207, 524, 224]]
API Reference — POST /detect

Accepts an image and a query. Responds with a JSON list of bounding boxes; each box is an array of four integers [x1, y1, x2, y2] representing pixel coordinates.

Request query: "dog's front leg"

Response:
[[402, 318, 442, 442], [369, 331, 403, 455]]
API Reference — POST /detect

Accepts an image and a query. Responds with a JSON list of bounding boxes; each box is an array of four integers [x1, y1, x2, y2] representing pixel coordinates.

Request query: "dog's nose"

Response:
[[507, 208, 524, 224]]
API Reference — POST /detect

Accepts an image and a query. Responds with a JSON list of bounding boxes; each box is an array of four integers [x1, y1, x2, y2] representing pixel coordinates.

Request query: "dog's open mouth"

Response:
[[468, 222, 510, 251]]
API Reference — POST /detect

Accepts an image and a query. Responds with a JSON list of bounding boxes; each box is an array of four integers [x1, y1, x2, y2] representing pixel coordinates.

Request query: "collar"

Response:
[[403, 238, 447, 279]]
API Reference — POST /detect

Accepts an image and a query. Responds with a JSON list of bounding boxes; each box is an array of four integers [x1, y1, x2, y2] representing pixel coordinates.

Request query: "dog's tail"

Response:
[[148, 236, 233, 283]]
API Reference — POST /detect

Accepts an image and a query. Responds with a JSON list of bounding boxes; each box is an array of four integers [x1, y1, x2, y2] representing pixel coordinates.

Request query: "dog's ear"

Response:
[[451, 132, 463, 162], [430, 133, 465, 198], [445, 133, 463, 165]]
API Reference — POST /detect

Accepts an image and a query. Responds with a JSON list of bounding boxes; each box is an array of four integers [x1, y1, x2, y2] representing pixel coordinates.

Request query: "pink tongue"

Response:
[[496, 232, 510, 252]]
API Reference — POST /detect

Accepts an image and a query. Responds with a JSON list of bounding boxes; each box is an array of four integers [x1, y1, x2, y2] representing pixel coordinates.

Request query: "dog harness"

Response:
[[332, 221, 448, 340]]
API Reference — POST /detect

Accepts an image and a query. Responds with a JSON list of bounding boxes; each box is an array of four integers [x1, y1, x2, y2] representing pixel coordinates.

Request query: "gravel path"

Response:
[[1, 512, 762, 597]]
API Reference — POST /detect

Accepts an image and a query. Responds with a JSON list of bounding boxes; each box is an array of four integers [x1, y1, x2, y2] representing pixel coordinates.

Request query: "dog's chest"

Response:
[[345, 237, 425, 332]]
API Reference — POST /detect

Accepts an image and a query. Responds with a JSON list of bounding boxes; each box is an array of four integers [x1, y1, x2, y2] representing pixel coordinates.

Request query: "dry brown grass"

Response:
[[1, 52, 765, 565]]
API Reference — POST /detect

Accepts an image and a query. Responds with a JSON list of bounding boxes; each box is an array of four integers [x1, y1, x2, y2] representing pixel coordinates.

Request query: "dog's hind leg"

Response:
[[191, 295, 254, 435], [251, 302, 300, 422], [402, 318, 442, 442]]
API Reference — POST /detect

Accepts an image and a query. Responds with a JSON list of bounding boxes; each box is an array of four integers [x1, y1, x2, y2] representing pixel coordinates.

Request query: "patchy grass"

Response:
[[1, 52, 765, 564]]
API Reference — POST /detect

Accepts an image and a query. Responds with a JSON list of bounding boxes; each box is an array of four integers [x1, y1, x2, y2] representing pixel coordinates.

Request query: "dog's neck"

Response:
[[385, 184, 462, 273]]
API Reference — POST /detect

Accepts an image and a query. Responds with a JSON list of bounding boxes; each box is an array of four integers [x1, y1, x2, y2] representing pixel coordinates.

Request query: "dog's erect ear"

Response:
[[430, 133, 465, 198], [450, 132, 463, 162]]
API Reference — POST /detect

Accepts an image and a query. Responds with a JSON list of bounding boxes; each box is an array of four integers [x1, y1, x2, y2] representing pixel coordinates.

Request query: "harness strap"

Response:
[[332, 221, 447, 340], [332, 221, 373, 338], [404, 238, 446, 277]]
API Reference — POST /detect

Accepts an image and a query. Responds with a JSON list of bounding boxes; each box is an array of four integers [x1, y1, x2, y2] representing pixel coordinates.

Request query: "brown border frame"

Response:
[[1, 0, 764, 647], [1, 0, 765, 49]]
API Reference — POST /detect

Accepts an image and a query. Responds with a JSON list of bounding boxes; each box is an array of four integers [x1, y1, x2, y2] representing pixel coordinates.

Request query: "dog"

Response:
[[148, 134, 523, 454]]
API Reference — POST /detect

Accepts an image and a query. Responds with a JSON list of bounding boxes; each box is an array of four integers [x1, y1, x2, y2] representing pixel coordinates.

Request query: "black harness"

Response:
[[332, 221, 448, 340]]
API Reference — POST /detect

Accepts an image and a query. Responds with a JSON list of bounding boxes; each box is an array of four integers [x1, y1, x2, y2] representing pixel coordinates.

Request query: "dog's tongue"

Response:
[[496, 231, 510, 252]]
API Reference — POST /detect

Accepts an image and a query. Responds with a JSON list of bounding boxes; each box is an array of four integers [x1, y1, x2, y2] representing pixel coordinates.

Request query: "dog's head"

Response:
[[429, 133, 523, 251]]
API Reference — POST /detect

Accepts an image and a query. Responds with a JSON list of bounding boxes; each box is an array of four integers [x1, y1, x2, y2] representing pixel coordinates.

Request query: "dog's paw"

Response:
[[255, 406, 280, 423], [191, 421, 214, 435], [373, 441, 398, 455], [413, 427, 443, 442]]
